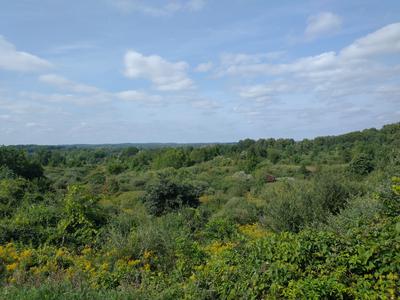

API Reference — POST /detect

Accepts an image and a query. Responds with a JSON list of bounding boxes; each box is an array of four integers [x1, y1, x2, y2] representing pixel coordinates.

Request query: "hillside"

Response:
[[0, 123, 399, 299]]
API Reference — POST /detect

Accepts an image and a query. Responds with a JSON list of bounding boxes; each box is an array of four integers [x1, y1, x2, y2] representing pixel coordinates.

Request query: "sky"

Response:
[[0, 0, 399, 144]]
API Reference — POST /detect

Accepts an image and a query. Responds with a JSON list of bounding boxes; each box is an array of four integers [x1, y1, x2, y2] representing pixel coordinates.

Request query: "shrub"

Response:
[[56, 185, 107, 247], [143, 176, 202, 216], [262, 182, 319, 232], [212, 197, 258, 225], [204, 218, 237, 240], [107, 161, 126, 175], [348, 153, 374, 175], [379, 176, 400, 216], [313, 173, 353, 215]]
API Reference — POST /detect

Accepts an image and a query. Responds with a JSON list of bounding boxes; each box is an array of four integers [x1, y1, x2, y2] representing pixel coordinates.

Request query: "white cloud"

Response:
[[216, 52, 286, 77], [238, 83, 291, 103], [191, 99, 220, 110], [48, 42, 96, 54], [218, 23, 400, 78], [219, 23, 400, 105], [20, 91, 112, 106], [39, 74, 101, 94], [116, 90, 162, 103], [25, 122, 37, 128], [0, 36, 52, 72], [110, 0, 206, 16], [35, 74, 165, 106], [341, 22, 400, 59], [38, 73, 216, 109], [124, 50, 194, 91], [220, 52, 285, 66], [37, 74, 166, 105], [195, 61, 213, 72], [305, 12, 342, 40]]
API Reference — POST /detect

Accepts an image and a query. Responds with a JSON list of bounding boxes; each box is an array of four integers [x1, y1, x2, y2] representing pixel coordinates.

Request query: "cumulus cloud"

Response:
[[0, 36, 52, 72], [124, 50, 194, 91], [305, 12, 342, 40], [110, 0, 206, 16]]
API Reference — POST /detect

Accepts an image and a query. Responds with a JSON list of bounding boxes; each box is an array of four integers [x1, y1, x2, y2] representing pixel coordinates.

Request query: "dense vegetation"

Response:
[[0, 123, 399, 299]]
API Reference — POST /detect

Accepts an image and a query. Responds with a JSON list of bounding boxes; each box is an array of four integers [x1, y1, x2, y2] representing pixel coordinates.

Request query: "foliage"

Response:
[[0, 123, 399, 298], [143, 175, 202, 216], [348, 153, 375, 176], [379, 176, 400, 216], [56, 185, 107, 247]]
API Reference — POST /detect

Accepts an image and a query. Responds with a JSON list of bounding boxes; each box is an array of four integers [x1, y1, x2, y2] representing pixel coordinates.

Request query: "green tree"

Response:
[[0, 147, 43, 179], [348, 153, 374, 175], [153, 149, 187, 169], [268, 149, 281, 164], [143, 176, 201, 216]]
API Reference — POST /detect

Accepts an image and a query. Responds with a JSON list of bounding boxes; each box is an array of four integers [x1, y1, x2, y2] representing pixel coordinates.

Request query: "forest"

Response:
[[0, 123, 399, 299]]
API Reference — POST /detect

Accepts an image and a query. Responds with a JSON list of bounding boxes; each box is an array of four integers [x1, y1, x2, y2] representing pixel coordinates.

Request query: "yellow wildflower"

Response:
[[19, 249, 33, 260], [204, 241, 235, 255], [81, 247, 92, 255], [143, 250, 152, 260], [143, 263, 151, 272], [239, 224, 269, 239], [6, 262, 18, 272], [128, 259, 140, 267]]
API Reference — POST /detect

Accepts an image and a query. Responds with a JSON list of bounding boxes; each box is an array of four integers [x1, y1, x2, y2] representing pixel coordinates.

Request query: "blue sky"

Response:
[[0, 0, 399, 144]]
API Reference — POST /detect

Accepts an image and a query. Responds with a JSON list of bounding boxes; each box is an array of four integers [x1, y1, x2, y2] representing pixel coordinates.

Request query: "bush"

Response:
[[0, 178, 28, 216], [262, 174, 360, 232], [313, 173, 354, 215], [212, 197, 258, 225], [143, 176, 202, 216], [204, 218, 237, 240], [183, 217, 400, 299], [379, 176, 400, 216], [56, 185, 107, 247], [262, 181, 321, 232], [0, 203, 59, 245], [0, 147, 43, 180], [107, 161, 126, 175], [348, 153, 374, 175]]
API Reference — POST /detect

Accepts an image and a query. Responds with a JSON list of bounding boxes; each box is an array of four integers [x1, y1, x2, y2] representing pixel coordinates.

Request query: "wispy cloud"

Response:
[[109, 0, 206, 16], [39, 74, 101, 94], [216, 51, 285, 77], [116, 90, 163, 103], [305, 12, 342, 40], [195, 61, 213, 72], [38, 74, 164, 106], [0, 36, 52, 72], [47, 42, 96, 54]]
